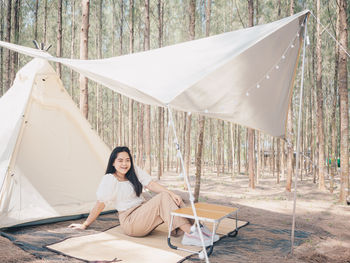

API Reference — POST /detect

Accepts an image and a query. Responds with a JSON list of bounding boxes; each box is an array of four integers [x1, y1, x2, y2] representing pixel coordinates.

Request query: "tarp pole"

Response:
[[291, 14, 309, 255], [167, 105, 210, 263]]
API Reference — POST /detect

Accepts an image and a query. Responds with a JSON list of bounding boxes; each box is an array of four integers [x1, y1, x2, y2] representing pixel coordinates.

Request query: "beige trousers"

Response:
[[118, 191, 189, 237]]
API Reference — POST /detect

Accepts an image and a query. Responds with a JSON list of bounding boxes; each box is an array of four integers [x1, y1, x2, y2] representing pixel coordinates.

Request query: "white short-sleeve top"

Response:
[[96, 166, 152, 212]]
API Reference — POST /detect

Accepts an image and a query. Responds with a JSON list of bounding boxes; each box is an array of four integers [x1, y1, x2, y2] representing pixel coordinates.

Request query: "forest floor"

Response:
[[1, 168, 350, 263]]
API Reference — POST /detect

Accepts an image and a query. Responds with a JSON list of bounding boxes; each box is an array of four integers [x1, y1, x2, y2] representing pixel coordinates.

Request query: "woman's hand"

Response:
[[169, 192, 182, 206], [68, 223, 87, 230]]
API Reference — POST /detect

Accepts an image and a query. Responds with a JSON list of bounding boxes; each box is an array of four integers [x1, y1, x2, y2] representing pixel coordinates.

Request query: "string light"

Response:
[[243, 23, 304, 98]]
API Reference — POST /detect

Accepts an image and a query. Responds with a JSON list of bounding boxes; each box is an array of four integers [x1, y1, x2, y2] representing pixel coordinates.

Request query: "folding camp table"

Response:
[[167, 202, 239, 256]]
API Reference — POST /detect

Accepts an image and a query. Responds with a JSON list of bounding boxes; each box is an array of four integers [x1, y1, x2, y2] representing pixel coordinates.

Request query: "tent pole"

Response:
[[291, 15, 309, 256], [167, 105, 210, 263]]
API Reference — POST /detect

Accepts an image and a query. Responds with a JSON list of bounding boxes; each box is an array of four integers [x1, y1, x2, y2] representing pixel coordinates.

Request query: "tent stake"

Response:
[[167, 105, 210, 263], [291, 14, 309, 256]]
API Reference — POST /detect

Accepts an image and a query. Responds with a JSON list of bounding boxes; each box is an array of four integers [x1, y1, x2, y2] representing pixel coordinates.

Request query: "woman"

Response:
[[69, 146, 218, 246]]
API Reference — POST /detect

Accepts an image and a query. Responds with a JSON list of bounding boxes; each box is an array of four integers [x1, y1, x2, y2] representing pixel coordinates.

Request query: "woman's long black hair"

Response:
[[105, 146, 143, 197]]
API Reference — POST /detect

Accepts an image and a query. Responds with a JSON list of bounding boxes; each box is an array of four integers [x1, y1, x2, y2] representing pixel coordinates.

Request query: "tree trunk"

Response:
[[330, 9, 339, 194], [157, 0, 164, 180], [277, 138, 280, 183], [185, 113, 191, 177], [57, 0, 63, 77], [118, 94, 123, 145], [128, 0, 134, 150], [221, 121, 225, 173], [11, 0, 20, 85], [128, 99, 133, 149], [228, 122, 233, 174], [247, 0, 255, 189], [217, 120, 222, 176], [4, 0, 11, 92], [137, 104, 144, 167], [79, 0, 90, 119], [338, 0, 349, 204], [0, 0, 4, 95], [43, 0, 48, 44], [194, 116, 205, 202], [289, 0, 294, 15], [256, 131, 261, 183], [70, 0, 76, 98], [34, 0, 39, 40], [194, 0, 211, 199], [272, 137, 275, 179], [184, 0, 195, 180], [285, 3, 294, 192], [237, 125, 241, 175], [144, 0, 151, 174], [316, 0, 326, 190], [248, 128, 255, 188], [277, 0, 281, 18]]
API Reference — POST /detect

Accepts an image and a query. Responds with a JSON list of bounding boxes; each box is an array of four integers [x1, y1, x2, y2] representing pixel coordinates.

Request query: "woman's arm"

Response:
[[145, 181, 183, 206], [68, 201, 105, 230]]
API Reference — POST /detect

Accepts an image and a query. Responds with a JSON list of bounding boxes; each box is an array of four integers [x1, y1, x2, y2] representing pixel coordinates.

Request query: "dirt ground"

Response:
[[1, 169, 350, 263]]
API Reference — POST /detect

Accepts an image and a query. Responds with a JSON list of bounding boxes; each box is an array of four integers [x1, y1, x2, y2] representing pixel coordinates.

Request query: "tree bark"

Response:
[[128, 0, 134, 151], [194, 116, 205, 202], [330, 7, 340, 194], [79, 0, 90, 119], [277, 138, 280, 183], [256, 131, 261, 183], [316, 0, 326, 190], [137, 104, 144, 167], [34, 0, 39, 40], [4, 0, 11, 92], [237, 125, 241, 174], [43, 0, 48, 44], [184, 0, 195, 180], [247, 0, 255, 189], [217, 120, 222, 176], [157, 0, 164, 180], [11, 0, 20, 85], [285, 2, 294, 192], [0, 0, 4, 95], [338, 0, 349, 204], [144, 0, 151, 174], [57, 0, 63, 77], [70, 0, 76, 98]]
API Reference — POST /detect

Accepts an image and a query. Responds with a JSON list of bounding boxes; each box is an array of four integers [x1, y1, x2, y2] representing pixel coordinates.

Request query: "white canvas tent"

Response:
[[0, 59, 112, 228], [0, 10, 309, 257]]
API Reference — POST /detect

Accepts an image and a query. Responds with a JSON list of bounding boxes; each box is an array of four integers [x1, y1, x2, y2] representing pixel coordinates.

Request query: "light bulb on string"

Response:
[[243, 24, 302, 98]]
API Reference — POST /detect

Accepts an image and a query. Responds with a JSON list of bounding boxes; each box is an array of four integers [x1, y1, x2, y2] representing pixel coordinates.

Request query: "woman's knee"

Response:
[[159, 191, 172, 199]]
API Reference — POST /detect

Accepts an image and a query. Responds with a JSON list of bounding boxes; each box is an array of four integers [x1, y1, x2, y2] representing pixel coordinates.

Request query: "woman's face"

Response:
[[114, 151, 131, 175]]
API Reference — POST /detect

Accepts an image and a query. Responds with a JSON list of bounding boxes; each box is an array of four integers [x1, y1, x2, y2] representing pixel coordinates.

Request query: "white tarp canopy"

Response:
[[0, 10, 309, 137]]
